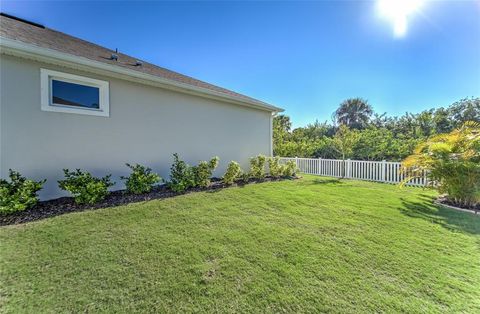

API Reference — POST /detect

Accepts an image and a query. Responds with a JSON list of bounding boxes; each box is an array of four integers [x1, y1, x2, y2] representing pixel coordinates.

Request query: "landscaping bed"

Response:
[[436, 196, 479, 214], [0, 176, 292, 226]]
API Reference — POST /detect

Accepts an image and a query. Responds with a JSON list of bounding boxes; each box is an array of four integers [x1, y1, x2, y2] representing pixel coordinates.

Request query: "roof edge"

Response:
[[0, 36, 284, 113]]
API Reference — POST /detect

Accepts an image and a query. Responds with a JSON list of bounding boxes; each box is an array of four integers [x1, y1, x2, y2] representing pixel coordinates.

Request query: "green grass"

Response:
[[1, 176, 479, 313]]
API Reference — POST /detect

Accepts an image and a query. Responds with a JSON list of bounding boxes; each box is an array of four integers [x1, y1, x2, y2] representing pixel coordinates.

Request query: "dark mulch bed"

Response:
[[437, 196, 479, 214], [1, 177, 294, 226]]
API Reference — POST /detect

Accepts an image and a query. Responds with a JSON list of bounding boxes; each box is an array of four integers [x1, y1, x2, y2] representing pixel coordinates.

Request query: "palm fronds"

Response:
[[400, 122, 480, 208]]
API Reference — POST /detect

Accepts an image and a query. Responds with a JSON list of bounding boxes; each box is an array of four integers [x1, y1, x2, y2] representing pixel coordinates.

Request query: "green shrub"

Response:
[[402, 121, 480, 208], [268, 157, 282, 178], [281, 160, 298, 177], [222, 161, 242, 185], [249, 155, 267, 179], [0, 170, 45, 215], [121, 163, 161, 194], [58, 169, 114, 205], [240, 172, 251, 183], [193, 156, 219, 188], [168, 153, 195, 193]]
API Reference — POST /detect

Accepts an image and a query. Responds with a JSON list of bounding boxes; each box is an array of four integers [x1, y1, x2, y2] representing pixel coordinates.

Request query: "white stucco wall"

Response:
[[0, 55, 272, 200]]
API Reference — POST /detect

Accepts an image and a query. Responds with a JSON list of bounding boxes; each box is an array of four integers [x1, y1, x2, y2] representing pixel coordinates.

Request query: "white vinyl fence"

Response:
[[279, 157, 428, 187]]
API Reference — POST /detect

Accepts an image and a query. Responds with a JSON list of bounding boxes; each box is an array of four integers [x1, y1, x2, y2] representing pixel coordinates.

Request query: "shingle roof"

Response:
[[0, 13, 281, 111]]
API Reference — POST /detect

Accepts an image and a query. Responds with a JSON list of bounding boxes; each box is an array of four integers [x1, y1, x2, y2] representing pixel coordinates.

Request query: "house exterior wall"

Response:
[[0, 55, 272, 200]]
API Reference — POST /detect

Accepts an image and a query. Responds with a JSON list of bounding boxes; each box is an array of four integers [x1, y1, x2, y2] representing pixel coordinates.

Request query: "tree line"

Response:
[[273, 97, 480, 161]]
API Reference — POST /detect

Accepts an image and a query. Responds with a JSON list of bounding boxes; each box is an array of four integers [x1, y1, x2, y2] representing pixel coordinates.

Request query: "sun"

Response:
[[377, 0, 424, 37]]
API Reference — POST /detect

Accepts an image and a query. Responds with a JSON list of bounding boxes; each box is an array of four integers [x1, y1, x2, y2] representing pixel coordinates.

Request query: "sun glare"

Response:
[[377, 0, 424, 37]]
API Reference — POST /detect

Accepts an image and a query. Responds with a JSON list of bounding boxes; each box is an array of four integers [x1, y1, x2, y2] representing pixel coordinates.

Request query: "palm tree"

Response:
[[333, 98, 373, 129], [402, 121, 480, 210]]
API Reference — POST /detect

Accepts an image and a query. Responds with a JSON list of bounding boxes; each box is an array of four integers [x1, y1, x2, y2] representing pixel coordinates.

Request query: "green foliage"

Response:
[[240, 172, 251, 183], [333, 125, 359, 161], [402, 121, 480, 208], [168, 153, 195, 193], [0, 170, 45, 215], [282, 160, 298, 177], [449, 97, 480, 126], [121, 163, 161, 194], [169, 155, 220, 191], [273, 114, 292, 156], [353, 127, 419, 161], [222, 161, 242, 185], [274, 140, 319, 158], [269, 156, 297, 178], [333, 97, 373, 129], [268, 156, 282, 178], [58, 169, 114, 205], [273, 97, 480, 162], [193, 157, 219, 188], [249, 155, 267, 179]]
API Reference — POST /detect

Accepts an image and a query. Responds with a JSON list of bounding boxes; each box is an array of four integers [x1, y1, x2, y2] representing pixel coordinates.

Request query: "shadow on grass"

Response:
[[400, 197, 480, 235], [206, 189, 223, 193], [312, 178, 345, 185]]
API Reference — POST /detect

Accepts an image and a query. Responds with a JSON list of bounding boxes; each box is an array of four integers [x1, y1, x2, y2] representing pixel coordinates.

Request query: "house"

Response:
[[0, 13, 283, 200]]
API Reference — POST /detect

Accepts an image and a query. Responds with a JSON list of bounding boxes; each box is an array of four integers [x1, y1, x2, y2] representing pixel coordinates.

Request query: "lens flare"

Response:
[[377, 0, 424, 37]]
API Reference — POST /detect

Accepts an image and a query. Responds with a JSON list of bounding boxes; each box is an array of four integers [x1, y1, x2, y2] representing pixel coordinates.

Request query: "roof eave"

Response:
[[0, 36, 284, 113]]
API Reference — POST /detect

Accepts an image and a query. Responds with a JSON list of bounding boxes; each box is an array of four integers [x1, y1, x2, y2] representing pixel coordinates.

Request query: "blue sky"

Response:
[[2, 1, 479, 127]]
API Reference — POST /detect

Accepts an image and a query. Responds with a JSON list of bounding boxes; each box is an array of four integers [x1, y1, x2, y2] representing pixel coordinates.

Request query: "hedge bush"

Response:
[[240, 172, 251, 183], [121, 163, 161, 194], [222, 161, 242, 185], [268, 156, 282, 178], [193, 157, 219, 188], [58, 169, 114, 205], [0, 170, 45, 215], [249, 155, 267, 179], [168, 154, 195, 193], [282, 160, 298, 177], [1, 154, 293, 211]]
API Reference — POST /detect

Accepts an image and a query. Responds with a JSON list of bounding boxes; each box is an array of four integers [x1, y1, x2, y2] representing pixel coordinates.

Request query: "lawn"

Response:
[[1, 176, 479, 313]]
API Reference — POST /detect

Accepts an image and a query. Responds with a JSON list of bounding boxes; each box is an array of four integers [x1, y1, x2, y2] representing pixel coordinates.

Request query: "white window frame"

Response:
[[40, 68, 109, 117]]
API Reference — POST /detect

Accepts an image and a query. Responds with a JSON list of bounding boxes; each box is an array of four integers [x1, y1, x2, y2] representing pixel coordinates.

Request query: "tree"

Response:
[[272, 97, 479, 162], [354, 127, 393, 161], [402, 121, 480, 209], [273, 115, 292, 156], [333, 125, 359, 178], [273, 114, 292, 135], [449, 97, 480, 127], [432, 107, 453, 134], [333, 98, 373, 129], [416, 110, 436, 137], [302, 120, 335, 139], [371, 112, 390, 128], [312, 137, 338, 159]]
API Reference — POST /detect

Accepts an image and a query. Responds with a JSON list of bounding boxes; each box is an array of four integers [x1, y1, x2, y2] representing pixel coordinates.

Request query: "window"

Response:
[[40, 69, 109, 117], [51, 80, 100, 109]]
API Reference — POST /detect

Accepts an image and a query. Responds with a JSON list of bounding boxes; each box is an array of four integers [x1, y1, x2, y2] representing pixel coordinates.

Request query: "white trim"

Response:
[[269, 112, 276, 157], [40, 68, 109, 117], [1, 37, 284, 113]]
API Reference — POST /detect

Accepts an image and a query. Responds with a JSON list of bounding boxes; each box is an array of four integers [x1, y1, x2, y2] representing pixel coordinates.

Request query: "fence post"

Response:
[[382, 160, 386, 183], [295, 156, 299, 170], [345, 159, 351, 178]]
